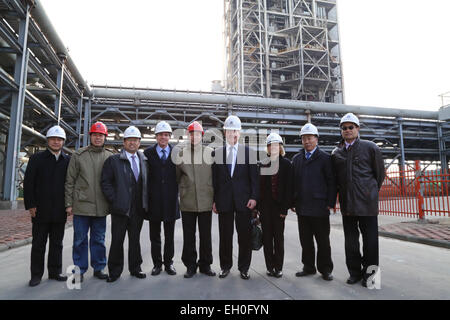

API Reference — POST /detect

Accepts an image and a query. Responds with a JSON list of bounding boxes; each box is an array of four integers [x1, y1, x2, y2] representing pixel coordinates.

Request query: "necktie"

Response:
[[131, 155, 139, 181], [227, 147, 234, 176], [161, 149, 167, 161], [306, 152, 311, 160]]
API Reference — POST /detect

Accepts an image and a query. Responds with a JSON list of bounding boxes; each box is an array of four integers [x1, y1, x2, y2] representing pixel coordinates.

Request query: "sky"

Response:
[[39, 0, 450, 111]]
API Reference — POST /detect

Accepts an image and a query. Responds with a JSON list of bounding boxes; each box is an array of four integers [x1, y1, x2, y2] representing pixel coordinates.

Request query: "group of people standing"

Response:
[[23, 112, 385, 289]]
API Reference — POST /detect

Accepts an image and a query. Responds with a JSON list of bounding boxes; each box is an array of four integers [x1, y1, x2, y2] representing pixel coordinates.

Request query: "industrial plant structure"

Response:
[[0, 0, 449, 209]]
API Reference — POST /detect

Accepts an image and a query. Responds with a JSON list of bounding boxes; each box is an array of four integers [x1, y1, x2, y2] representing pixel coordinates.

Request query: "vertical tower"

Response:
[[225, 0, 344, 103]]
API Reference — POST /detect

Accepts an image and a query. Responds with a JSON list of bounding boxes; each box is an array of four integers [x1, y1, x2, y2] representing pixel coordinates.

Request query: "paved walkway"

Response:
[[0, 209, 72, 251], [1, 209, 448, 251], [0, 213, 449, 300]]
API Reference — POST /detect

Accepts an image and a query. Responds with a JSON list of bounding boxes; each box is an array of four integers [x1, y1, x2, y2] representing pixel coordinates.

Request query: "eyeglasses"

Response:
[[341, 125, 355, 131]]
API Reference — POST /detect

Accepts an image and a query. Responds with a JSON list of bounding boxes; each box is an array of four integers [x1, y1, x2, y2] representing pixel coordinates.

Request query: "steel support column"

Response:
[[54, 54, 66, 124], [75, 96, 83, 149], [398, 118, 406, 169], [2, 5, 31, 202], [82, 99, 91, 147], [437, 122, 448, 172]]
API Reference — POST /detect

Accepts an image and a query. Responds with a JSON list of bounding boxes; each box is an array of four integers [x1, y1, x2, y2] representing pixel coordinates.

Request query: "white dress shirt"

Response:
[[226, 142, 238, 177]]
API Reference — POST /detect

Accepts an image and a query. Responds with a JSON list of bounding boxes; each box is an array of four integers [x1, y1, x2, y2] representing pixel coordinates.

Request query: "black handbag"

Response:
[[251, 217, 263, 251]]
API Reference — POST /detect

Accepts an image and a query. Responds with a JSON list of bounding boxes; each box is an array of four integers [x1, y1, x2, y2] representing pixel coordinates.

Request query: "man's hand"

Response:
[[247, 199, 257, 210], [212, 203, 218, 214], [66, 207, 73, 216], [29, 208, 36, 218], [290, 207, 296, 213], [280, 214, 287, 218]]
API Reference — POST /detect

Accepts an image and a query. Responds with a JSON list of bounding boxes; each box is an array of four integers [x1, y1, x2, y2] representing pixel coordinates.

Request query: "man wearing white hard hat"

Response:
[[144, 121, 180, 276], [212, 115, 259, 280], [291, 123, 337, 281], [101, 126, 149, 282], [331, 113, 385, 288], [257, 132, 292, 278], [24, 125, 70, 287]]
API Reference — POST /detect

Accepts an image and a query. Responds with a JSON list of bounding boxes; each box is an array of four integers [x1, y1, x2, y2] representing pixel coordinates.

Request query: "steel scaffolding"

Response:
[[225, 0, 344, 102], [0, 0, 449, 208]]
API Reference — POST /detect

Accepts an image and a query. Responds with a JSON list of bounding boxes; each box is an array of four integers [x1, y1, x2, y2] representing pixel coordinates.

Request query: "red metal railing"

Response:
[[334, 160, 450, 218]]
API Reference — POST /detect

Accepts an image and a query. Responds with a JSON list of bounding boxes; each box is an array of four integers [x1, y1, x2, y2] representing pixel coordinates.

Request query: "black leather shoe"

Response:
[[165, 264, 177, 275], [184, 269, 197, 278], [72, 273, 83, 284], [106, 275, 119, 283], [274, 270, 283, 278], [151, 266, 162, 276], [266, 269, 275, 277], [346, 275, 362, 285], [200, 269, 216, 277], [49, 273, 68, 281], [295, 270, 316, 277], [322, 273, 334, 281], [240, 271, 250, 280], [130, 271, 146, 279], [94, 270, 108, 280], [29, 277, 41, 287], [219, 269, 230, 278]]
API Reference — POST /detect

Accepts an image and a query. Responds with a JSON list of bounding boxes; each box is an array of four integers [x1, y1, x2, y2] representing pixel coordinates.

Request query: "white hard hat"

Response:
[[155, 121, 172, 135], [340, 113, 360, 127], [46, 125, 66, 140], [123, 126, 141, 139], [300, 123, 319, 137], [266, 132, 283, 145], [223, 115, 242, 131]]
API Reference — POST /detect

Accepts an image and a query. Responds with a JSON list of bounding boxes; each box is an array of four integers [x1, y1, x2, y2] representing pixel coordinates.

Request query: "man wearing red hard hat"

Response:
[[174, 121, 216, 278], [65, 121, 114, 283]]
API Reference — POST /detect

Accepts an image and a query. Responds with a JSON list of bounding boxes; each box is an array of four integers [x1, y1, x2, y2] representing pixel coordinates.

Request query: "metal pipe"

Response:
[[30, 0, 91, 96], [91, 87, 439, 120]]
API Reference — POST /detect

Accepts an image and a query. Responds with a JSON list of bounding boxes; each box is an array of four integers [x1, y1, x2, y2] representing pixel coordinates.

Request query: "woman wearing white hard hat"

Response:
[[101, 126, 149, 282], [258, 132, 292, 278], [24, 125, 70, 286], [143, 121, 180, 276], [292, 123, 337, 281], [332, 113, 385, 287], [212, 114, 259, 280]]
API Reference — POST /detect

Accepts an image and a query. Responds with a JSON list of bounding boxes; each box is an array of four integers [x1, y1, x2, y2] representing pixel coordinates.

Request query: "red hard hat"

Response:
[[187, 121, 204, 136], [89, 122, 108, 135]]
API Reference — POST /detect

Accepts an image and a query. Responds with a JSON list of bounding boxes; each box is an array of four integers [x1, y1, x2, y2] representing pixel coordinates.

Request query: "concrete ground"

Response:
[[0, 212, 449, 300]]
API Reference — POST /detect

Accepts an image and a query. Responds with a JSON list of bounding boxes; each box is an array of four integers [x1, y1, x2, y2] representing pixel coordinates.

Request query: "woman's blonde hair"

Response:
[[266, 143, 285, 157]]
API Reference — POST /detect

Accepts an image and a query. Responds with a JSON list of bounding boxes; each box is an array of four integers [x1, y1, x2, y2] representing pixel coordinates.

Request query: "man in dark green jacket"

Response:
[[65, 122, 113, 282]]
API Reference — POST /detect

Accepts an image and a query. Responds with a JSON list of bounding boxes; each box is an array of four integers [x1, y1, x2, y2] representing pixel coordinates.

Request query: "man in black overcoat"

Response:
[[144, 121, 180, 276], [24, 125, 70, 287], [292, 123, 337, 281]]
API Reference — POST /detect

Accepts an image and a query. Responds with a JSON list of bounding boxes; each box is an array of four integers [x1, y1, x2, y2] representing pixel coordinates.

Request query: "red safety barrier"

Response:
[[334, 160, 450, 218]]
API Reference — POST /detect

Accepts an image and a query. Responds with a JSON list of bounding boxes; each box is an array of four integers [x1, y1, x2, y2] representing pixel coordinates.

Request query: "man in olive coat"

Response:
[[174, 121, 216, 278], [331, 113, 385, 287], [65, 122, 113, 282], [24, 125, 70, 287]]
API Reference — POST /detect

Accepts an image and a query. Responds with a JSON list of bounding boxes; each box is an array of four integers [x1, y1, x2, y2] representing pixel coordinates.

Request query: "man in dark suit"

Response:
[[144, 121, 180, 276], [292, 123, 337, 281], [24, 125, 70, 287], [101, 126, 148, 282], [212, 115, 259, 280]]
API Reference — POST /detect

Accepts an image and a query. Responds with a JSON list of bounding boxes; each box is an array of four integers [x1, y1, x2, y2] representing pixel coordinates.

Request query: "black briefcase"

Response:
[[251, 218, 263, 251]]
